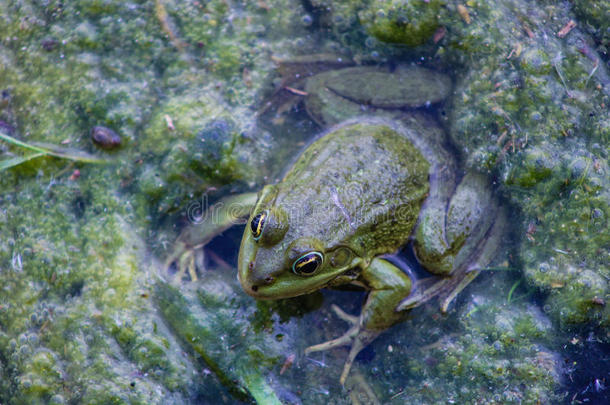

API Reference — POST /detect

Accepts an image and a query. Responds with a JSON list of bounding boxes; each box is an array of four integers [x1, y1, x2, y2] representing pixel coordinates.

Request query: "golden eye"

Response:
[[292, 252, 323, 276], [250, 210, 268, 240]]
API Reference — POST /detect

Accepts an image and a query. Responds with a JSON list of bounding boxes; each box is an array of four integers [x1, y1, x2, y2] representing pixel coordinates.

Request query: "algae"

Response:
[[0, 0, 608, 403]]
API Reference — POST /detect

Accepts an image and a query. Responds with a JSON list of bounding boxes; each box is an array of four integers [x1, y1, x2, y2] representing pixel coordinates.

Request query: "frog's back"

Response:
[[277, 119, 430, 257]]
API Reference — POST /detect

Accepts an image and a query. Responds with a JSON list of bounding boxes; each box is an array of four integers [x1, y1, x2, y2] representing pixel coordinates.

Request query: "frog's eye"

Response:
[[292, 252, 323, 276], [252, 207, 289, 246], [250, 210, 268, 240]]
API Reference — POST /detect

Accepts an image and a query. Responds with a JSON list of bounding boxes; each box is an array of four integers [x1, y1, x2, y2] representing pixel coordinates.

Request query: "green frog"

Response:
[[165, 63, 505, 384]]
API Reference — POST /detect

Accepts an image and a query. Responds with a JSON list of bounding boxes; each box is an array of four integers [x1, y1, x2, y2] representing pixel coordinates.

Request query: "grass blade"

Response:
[[0, 131, 107, 164], [507, 279, 521, 304], [0, 152, 46, 171], [31, 142, 107, 163], [0, 131, 50, 154]]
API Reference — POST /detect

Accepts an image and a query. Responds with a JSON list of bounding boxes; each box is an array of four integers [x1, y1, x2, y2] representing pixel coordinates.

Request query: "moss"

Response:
[[431, 0, 610, 333], [0, 140, 203, 402], [140, 89, 267, 213], [207, 42, 246, 79], [519, 47, 553, 75], [0, 0, 607, 402], [571, 0, 610, 47], [154, 281, 287, 403], [371, 286, 562, 402], [363, 0, 443, 47], [507, 141, 609, 327]]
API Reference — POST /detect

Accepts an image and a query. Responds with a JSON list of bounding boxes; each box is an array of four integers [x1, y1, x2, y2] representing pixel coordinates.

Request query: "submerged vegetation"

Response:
[[0, 0, 607, 403]]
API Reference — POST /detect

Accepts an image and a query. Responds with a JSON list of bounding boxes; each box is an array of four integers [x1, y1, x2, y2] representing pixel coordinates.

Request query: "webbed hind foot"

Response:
[[305, 304, 380, 386]]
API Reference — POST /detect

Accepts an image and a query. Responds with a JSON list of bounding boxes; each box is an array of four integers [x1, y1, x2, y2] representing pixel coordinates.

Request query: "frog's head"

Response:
[[238, 185, 358, 300]]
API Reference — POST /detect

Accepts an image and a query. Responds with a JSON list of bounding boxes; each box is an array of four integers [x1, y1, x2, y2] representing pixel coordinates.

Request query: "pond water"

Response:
[[0, 1, 608, 404]]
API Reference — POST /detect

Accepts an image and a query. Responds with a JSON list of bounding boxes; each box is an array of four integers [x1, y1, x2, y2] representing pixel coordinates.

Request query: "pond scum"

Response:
[[0, 1, 607, 403]]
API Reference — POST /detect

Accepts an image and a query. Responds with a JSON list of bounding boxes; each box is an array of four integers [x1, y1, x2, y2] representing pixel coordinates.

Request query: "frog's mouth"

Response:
[[239, 266, 350, 300]]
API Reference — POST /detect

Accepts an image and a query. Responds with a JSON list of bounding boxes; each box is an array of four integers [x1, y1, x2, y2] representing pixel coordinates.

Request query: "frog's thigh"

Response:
[[413, 204, 453, 275], [414, 172, 496, 276], [360, 258, 412, 330], [445, 172, 497, 270]]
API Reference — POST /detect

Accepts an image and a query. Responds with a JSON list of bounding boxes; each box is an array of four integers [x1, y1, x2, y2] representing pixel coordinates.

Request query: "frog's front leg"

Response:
[[164, 192, 258, 281], [305, 258, 412, 385]]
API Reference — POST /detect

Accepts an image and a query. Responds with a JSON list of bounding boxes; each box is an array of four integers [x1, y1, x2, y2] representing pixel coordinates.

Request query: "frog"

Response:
[[165, 62, 506, 385]]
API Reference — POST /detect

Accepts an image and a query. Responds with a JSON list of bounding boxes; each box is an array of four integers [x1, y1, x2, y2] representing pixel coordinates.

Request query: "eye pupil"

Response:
[[292, 252, 323, 275], [250, 211, 268, 240]]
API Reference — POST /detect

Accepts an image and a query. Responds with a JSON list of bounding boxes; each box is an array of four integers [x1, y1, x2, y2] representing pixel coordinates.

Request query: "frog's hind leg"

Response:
[[305, 258, 412, 385], [396, 275, 453, 311], [164, 192, 258, 282], [305, 304, 382, 385], [396, 268, 479, 314], [398, 205, 507, 312], [438, 206, 507, 312]]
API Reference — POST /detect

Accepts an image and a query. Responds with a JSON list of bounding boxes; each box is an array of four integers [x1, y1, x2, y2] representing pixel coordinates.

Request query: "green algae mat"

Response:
[[0, 1, 607, 403]]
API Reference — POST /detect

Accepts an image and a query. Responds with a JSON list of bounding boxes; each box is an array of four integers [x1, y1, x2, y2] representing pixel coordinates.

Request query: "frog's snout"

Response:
[[238, 252, 277, 298], [241, 260, 275, 294], [238, 227, 285, 299]]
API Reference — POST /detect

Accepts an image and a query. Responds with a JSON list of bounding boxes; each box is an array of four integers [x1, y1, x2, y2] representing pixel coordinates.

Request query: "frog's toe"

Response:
[[305, 305, 380, 385], [304, 323, 358, 354], [163, 241, 187, 274], [305, 325, 380, 385], [164, 243, 202, 283], [437, 270, 479, 313], [344, 369, 381, 405], [339, 328, 380, 385], [175, 249, 198, 283], [304, 305, 359, 353], [331, 304, 359, 324]]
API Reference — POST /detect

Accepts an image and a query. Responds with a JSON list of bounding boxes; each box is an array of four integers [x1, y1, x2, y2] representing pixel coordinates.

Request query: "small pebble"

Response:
[[41, 38, 59, 51], [91, 126, 121, 149]]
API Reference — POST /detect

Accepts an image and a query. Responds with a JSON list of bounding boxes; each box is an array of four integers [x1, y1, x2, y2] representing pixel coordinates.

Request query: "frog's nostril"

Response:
[[248, 261, 254, 271], [248, 276, 273, 295]]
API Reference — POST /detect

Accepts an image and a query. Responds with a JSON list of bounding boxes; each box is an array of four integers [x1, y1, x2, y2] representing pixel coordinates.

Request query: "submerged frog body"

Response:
[[166, 63, 505, 384]]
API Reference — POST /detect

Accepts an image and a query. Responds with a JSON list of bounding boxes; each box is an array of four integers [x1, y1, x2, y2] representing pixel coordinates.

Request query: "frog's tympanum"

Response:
[[166, 63, 505, 384]]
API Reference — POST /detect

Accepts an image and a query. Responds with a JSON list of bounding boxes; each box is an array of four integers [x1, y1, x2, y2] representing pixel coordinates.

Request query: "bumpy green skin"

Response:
[[239, 121, 429, 300], [235, 63, 507, 388]]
